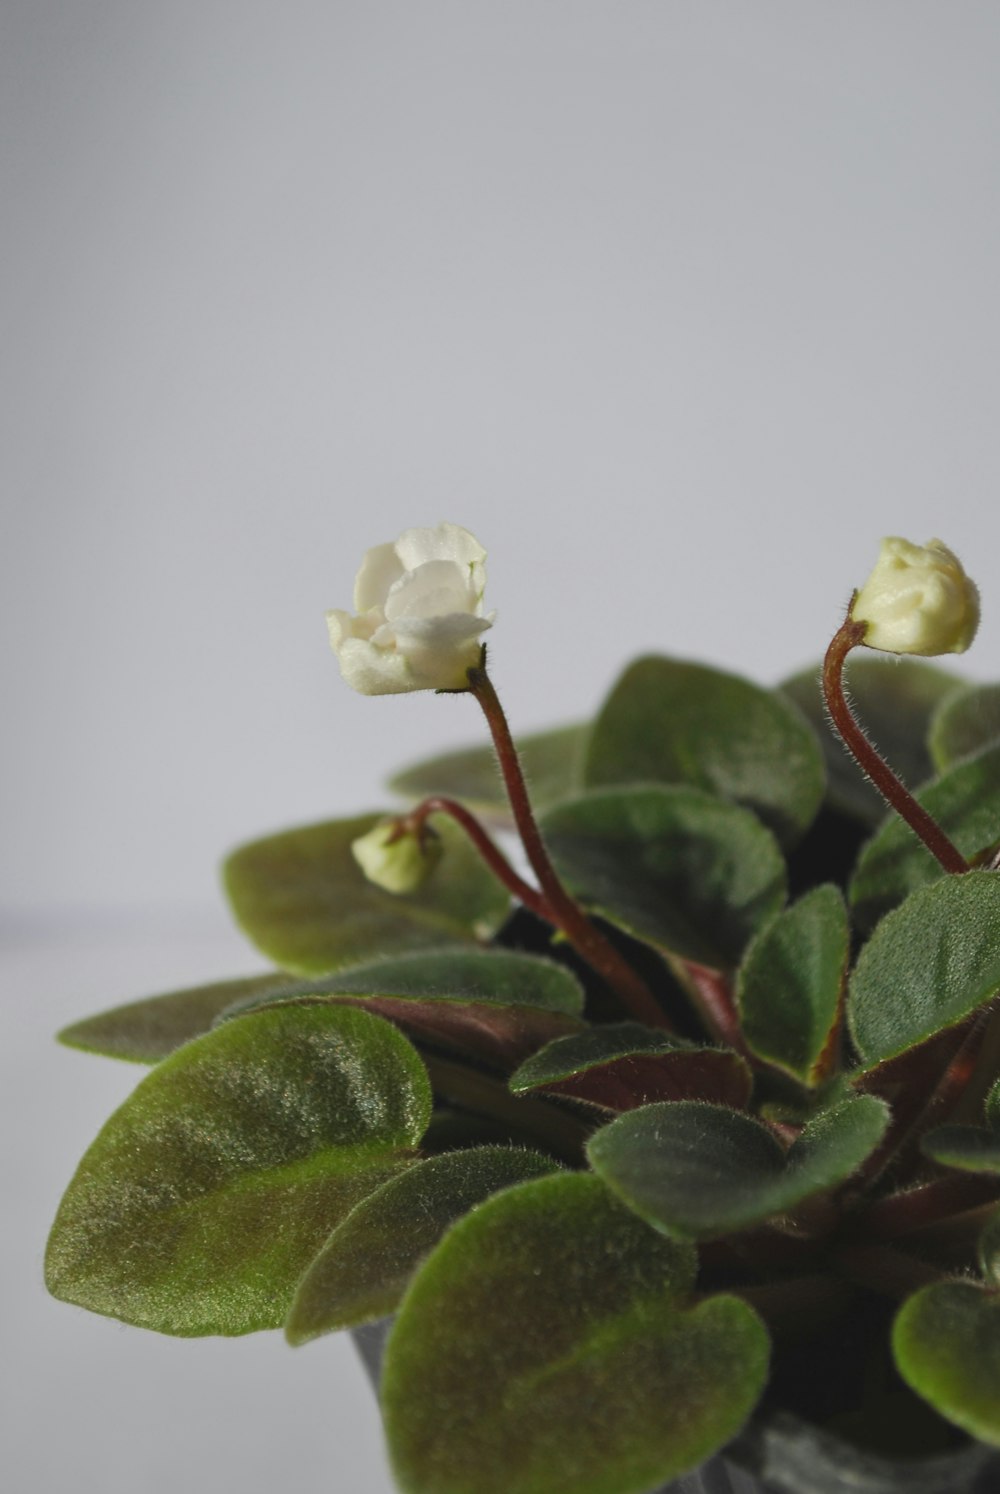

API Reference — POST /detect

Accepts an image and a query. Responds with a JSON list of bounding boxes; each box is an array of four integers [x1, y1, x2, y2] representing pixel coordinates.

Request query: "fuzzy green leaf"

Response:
[[541, 785, 786, 970], [736, 885, 848, 1085], [930, 683, 1000, 772], [223, 814, 510, 976], [849, 745, 1000, 930], [921, 1125, 1000, 1174], [58, 973, 297, 1063], [382, 1172, 769, 1494], [979, 1209, 1000, 1287], [585, 655, 824, 848], [587, 1096, 888, 1240], [509, 1024, 752, 1112], [389, 724, 587, 818], [45, 1005, 432, 1335], [893, 1282, 1000, 1447], [782, 657, 959, 826], [848, 873, 1000, 1067], [286, 1146, 559, 1342]]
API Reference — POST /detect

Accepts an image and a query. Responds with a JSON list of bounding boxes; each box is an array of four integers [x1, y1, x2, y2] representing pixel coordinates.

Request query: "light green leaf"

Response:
[[848, 873, 1000, 1067], [58, 973, 296, 1063], [224, 814, 510, 975], [46, 1005, 431, 1335], [286, 1147, 559, 1342], [587, 1096, 888, 1240], [736, 885, 848, 1084], [389, 724, 587, 818], [893, 1282, 1000, 1446], [540, 785, 786, 970], [585, 655, 824, 848], [383, 1172, 769, 1494]]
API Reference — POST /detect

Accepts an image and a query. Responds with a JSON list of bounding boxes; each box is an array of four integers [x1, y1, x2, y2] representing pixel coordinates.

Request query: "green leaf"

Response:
[[382, 1172, 769, 1494], [921, 1125, 1000, 1174], [509, 1024, 753, 1112], [540, 785, 787, 970], [893, 1282, 1000, 1446], [585, 655, 824, 848], [849, 745, 1000, 930], [389, 723, 587, 818], [218, 948, 586, 1070], [224, 814, 510, 976], [782, 656, 959, 826], [45, 1005, 431, 1335], [736, 885, 848, 1085], [986, 1078, 1000, 1130], [930, 683, 1000, 771], [58, 973, 297, 1063], [286, 1146, 559, 1342], [848, 873, 1000, 1067], [978, 1209, 1000, 1286], [587, 1096, 888, 1240]]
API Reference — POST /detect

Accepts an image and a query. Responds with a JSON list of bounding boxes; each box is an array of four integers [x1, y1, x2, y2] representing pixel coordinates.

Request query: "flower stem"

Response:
[[822, 613, 967, 874], [467, 664, 671, 1030], [396, 796, 549, 920]]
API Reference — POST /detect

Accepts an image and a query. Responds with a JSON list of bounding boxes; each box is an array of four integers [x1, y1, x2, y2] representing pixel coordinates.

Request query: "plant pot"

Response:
[[351, 1319, 1000, 1494]]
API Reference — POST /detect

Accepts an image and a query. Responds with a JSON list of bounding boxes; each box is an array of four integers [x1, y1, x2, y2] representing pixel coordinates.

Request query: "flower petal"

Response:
[[354, 542, 405, 614], [334, 637, 415, 695], [394, 522, 486, 574], [383, 560, 480, 625]]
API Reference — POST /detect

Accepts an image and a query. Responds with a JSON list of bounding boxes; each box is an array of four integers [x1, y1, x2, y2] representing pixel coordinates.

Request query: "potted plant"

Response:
[[46, 524, 1000, 1494]]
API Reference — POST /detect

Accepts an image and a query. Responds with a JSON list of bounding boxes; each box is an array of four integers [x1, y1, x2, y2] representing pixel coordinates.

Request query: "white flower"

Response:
[[851, 537, 980, 656], [327, 523, 494, 694], [351, 820, 442, 894]]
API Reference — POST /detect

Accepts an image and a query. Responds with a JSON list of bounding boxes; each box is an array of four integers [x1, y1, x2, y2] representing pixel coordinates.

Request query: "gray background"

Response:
[[4, 4, 1000, 1491]]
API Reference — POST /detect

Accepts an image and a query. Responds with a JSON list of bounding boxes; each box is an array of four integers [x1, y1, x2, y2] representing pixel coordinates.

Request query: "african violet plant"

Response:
[[47, 525, 1000, 1493]]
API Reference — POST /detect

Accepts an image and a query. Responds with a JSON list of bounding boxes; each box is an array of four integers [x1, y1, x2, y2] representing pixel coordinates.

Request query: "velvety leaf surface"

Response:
[[223, 814, 510, 975], [930, 683, 1000, 771], [540, 785, 787, 970], [584, 655, 824, 848], [782, 657, 959, 826], [46, 1005, 432, 1335], [849, 745, 1000, 929], [893, 1282, 1000, 1446], [509, 1023, 752, 1112], [286, 1146, 558, 1342], [382, 1172, 769, 1494], [587, 1096, 888, 1239], [58, 973, 296, 1063], [389, 723, 587, 818], [978, 1209, 1000, 1286], [922, 1125, 1000, 1174], [218, 948, 586, 1069], [736, 885, 848, 1084], [848, 873, 1000, 1066], [987, 1078, 1000, 1130]]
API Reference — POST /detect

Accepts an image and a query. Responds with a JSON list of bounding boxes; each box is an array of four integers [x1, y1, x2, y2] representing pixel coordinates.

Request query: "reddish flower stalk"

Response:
[[466, 664, 671, 1031], [393, 796, 550, 920], [822, 612, 967, 874]]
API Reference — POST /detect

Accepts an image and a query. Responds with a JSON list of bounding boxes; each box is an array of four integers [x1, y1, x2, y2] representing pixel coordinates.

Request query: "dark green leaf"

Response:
[[585, 655, 824, 848], [736, 886, 848, 1085], [45, 1005, 431, 1335], [58, 973, 296, 1064], [893, 1282, 1000, 1446], [587, 1096, 888, 1240], [382, 1172, 769, 1494], [218, 948, 586, 1070], [509, 1024, 752, 1112], [930, 683, 1000, 771], [782, 657, 959, 826], [848, 873, 1000, 1067], [922, 1125, 1000, 1174], [986, 1078, 1000, 1130], [224, 814, 510, 976], [389, 723, 587, 818], [978, 1209, 1000, 1287], [286, 1147, 559, 1342], [540, 785, 787, 970], [849, 745, 1000, 930]]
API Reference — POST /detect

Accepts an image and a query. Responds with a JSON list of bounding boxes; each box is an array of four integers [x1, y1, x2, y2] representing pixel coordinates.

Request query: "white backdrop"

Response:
[[4, 4, 1000, 1491]]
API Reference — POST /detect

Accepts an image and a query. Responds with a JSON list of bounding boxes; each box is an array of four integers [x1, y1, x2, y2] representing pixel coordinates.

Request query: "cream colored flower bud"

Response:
[[851, 537, 980, 656], [351, 821, 442, 895], [327, 522, 494, 694]]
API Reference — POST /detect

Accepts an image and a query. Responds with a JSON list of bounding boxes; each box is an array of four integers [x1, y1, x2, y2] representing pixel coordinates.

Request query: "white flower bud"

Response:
[[851, 537, 980, 656], [351, 821, 442, 895], [327, 523, 494, 694]]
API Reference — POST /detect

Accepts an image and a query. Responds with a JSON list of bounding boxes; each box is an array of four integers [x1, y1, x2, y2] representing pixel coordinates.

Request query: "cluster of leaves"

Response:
[[47, 657, 1000, 1494]]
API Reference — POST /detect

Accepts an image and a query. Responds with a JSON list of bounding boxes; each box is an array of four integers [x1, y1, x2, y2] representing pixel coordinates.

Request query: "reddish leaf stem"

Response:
[[822, 614, 967, 874]]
